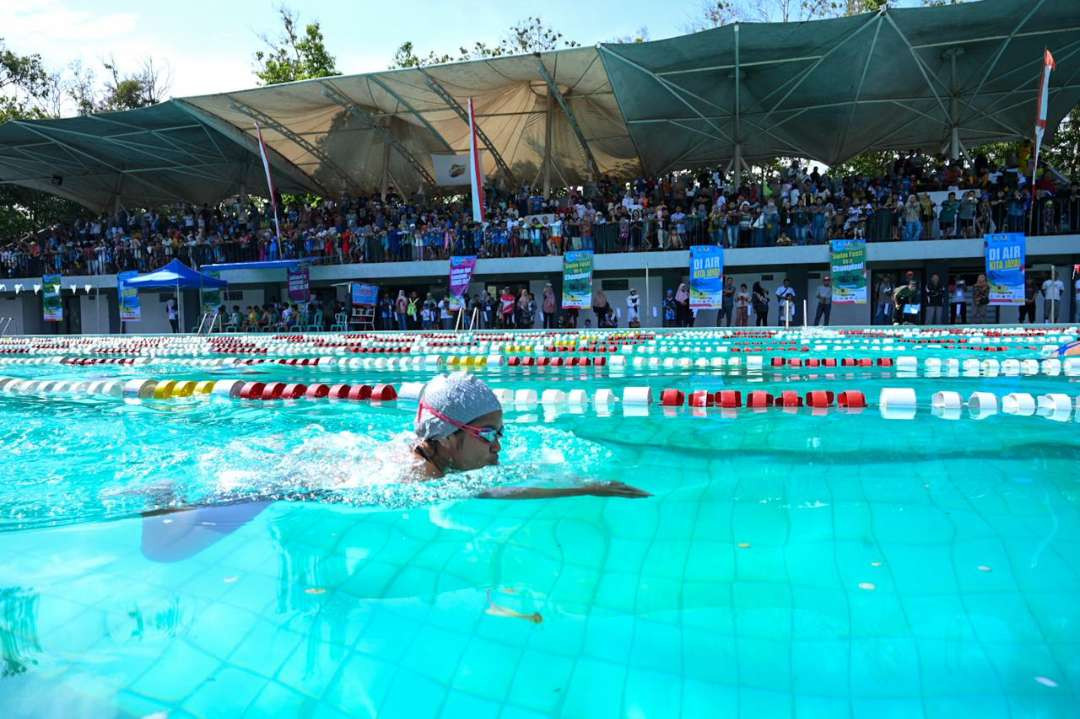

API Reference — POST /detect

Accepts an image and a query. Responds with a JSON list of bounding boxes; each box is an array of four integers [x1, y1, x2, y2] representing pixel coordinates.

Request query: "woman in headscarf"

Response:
[[592, 288, 609, 327], [674, 282, 691, 326], [395, 290, 408, 331], [972, 273, 990, 324], [516, 288, 532, 328], [751, 281, 769, 326], [541, 283, 557, 328]]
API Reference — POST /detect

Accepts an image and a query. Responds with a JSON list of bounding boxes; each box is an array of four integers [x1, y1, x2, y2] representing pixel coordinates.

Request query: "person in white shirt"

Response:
[[626, 288, 641, 326], [439, 297, 453, 330], [1074, 274, 1080, 324], [814, 276, 832, 326], [1041, 272, 1064, 323], [775, 279, 796, 325], [166, 298, 179, 333]]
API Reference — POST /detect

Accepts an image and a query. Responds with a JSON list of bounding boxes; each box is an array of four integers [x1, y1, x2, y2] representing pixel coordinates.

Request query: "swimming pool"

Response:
[[1, 326, 1078, 718]]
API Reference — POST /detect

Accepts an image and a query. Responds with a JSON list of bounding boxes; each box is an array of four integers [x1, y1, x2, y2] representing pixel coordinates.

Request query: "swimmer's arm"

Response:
[[477, 481, 650, 500]]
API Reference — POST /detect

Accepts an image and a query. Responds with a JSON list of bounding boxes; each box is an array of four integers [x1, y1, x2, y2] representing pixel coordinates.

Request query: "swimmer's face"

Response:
[[447, 409, 503, 471]]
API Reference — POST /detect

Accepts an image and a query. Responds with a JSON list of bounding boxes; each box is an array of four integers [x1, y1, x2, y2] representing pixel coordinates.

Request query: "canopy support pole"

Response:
[[543, 91, 554, 197], [10, 121, 187, 203], [535, 55, 601, 180], [834, 14, 884, 163], [172, 98, 328, 196], [760, 10, 883, 122], [320, 80, 436, 187], [947, 48, 964, 161], [368, 76, 454, 153], [734, 23, 741, 183], [969, 0, 1047, 102], [597, 45, 732, 144], [230, 97, 356, 190], [381, 142, 391, 200], [421, 71, 516, 186]]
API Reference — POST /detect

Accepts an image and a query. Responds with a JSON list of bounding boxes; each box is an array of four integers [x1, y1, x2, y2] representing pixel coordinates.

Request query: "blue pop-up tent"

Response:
[[124, 259, 228, 332]]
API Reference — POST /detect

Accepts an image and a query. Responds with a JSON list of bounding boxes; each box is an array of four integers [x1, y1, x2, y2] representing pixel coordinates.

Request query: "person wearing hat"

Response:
[[814, 276, 832, 326], [414, 373, 648, 498], [541, 283, 557, 328], [626, 288, 641, 327]]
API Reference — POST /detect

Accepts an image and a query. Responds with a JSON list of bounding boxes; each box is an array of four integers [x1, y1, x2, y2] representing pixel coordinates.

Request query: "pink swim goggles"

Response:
[[416, 400, 503, 444]]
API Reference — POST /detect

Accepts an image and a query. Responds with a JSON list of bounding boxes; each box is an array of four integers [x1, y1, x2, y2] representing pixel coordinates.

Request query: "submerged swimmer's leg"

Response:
[[477, 481, 650, 500], [485, 589, 542, 623]]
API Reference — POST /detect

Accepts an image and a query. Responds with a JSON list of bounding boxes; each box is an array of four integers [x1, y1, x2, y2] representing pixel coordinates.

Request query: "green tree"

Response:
[[254, 6, 339, 85], [1, 38, 52, 120], [1, 40, 86, 239], [390, 17, 579, 69], [63, 57, 170, 115]]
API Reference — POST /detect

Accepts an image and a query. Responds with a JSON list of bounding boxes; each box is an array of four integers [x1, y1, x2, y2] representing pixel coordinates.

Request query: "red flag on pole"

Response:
[[1034, 48, 1057, 152], [1029, 49, 1055, 233], [1031, 50, 1056, 186], [254, 121, 283, 242], [467, 97, 486, 223]]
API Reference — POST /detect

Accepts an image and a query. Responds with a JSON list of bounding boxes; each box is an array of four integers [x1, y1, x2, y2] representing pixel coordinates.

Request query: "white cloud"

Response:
[[0, 1, 138, 46], [1, 1, 259, 111]]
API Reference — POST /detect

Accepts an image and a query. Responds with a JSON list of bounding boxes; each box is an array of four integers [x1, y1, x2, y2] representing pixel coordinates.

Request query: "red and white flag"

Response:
[[1033, 49, 1056, 165], [467, 97, 486, 223], [254, 121, 282, 241]]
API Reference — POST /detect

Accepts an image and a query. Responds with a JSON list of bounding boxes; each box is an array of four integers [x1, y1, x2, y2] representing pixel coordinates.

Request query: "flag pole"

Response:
[[1030, 48, 1056, 236], [254, 121, 283, 243]]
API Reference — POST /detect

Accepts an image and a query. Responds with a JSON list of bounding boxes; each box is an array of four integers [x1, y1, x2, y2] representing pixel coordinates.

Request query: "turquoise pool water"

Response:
[[0, 328, 1078, 718]]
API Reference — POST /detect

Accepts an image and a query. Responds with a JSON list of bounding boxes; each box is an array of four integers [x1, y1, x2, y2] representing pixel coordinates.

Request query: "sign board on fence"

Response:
[[561, 250, 593, 309], [351, 283, 378, 306], [448, 255, 477, 310], [42, 274, 62, 321], [984, 233, 1025, 305], [689, 245, 724, 309], [287, 265, 310, 302], [117, 270, 141, 321], [200, 270, 222, 316], [830, 239, 867, 304]]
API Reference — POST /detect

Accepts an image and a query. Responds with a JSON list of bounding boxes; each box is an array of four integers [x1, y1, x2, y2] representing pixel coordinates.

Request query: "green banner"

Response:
[[829, 239, 867, 304], [200, 271, 222, 317], [42, 274, 63, 321], [561, 250, 593, 309]]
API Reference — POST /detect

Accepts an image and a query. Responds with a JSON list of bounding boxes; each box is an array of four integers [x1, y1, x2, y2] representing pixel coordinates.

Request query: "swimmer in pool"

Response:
[[139, 373, 648, 561], [411, 372, 648, 499]]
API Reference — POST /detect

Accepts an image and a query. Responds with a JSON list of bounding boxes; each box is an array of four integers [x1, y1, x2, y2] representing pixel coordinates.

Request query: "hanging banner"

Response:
[[985, 232, 1025, 305], [117, 270, 141, 322], [448, 255, 477, 310], [830, 239, 867, 304], [689, 245, 724, 309], [561, 250, 593, 309], [42, 274, 62, 322], [431, 154, 471, 186], [287, 265, 310, 302], [198, 270, 223, 317]]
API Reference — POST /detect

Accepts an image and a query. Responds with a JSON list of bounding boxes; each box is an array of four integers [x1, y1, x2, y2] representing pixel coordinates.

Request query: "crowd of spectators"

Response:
[[3, 148, 1078, 280]]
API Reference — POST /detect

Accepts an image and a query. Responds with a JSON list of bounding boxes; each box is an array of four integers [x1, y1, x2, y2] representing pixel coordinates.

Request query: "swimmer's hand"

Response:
[[588, 480, 651, 498], [477, 481, 650, 500]]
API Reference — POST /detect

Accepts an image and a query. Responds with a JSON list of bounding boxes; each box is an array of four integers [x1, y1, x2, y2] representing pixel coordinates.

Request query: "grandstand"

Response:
[[0, 0, 1078, 333]]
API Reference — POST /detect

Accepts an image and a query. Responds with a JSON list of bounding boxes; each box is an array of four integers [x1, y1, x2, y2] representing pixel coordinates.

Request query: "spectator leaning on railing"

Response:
[[2, 153, 1078, 279]]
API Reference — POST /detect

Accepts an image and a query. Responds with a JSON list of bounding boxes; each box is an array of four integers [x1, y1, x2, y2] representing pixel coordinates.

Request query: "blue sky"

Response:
[[2, 0, 694, 102]]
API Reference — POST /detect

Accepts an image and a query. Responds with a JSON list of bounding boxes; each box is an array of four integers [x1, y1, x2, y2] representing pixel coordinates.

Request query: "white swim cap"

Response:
[[415, 372, 501, 440]]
